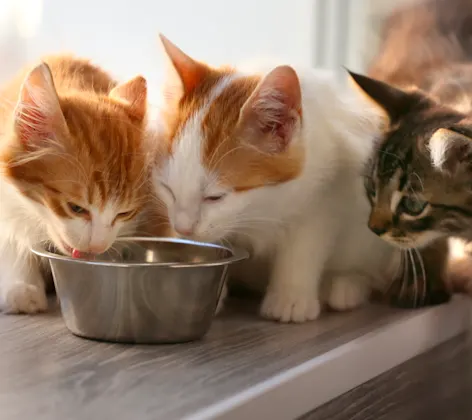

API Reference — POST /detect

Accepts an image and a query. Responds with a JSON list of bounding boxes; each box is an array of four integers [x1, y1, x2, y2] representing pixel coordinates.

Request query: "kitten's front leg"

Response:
[[0, 243, 48, 314], [260, 218, 335, 323], [326, 274, 371, 311]]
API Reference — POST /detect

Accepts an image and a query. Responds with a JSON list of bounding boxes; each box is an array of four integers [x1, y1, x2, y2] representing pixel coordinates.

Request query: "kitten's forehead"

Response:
[[160, 67, 303, 191], [374, 103, 464, 177], [67, 104, 147, 205], [377, 139, 411, 180], [164, 70, 245, 144], [6, 101, 148, 212], [167, 71, 256, 148], [162, 71, 258, 192], [372, 114, 472, 211], [165, 114, 209, 200]]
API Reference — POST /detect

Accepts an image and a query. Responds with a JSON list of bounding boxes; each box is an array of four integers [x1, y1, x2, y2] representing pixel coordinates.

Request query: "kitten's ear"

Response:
[[159, 34, 208, 102], [429, 127, 472, 174], [109, 75, 147, 121], [346, 70, 411, 122], [14, 62, 67, 147], [237, 65, 302, 154]]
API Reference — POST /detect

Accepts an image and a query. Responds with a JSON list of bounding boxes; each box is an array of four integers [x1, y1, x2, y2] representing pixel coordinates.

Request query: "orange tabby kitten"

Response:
[[0, 55, 150, 314]]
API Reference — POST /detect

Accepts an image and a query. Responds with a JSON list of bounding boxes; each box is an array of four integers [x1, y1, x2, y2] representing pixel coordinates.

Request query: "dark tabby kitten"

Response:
[[348, 0, 472, 307]]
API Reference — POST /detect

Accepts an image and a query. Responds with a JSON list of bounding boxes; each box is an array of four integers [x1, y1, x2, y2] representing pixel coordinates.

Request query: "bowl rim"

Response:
[[30, 236, 249, 268]]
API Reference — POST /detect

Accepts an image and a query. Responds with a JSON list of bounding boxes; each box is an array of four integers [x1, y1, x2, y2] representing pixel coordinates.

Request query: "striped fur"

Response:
[[0, 55, 151, 314], [348, 0, 472, 306]]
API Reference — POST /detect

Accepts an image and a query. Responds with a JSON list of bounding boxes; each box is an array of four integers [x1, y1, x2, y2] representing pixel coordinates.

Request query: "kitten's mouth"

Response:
[[385, 237, 418, 250], [58, 241, 91, 259], [378, 235, 415, 250], [391, 240, 413, 249]]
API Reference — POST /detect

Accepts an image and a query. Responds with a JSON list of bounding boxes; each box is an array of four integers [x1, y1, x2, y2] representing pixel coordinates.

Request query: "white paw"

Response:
[[327, 275, 370, 311], [2, 282, 48, 314], [215, 282, 228, 315], [260, 291, 321, 323]]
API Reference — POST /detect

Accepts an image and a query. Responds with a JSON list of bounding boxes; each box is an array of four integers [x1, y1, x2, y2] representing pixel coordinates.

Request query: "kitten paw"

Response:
[[328, 275, 370, 311], [260, 292, 321, 323], [215, 283, 228, 315], [2, 282, 48, 314]]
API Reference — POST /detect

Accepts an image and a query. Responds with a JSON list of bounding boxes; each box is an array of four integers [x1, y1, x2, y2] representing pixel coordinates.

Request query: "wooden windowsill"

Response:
[[0, 296, 469, 420]]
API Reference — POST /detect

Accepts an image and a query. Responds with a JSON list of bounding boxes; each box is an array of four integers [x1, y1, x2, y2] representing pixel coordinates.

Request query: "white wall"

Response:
[[0, 0, 398, 101], [0, 0, 316, 101]]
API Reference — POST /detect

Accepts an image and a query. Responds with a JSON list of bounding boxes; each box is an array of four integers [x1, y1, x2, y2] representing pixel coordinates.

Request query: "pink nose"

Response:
[[174, 226, 195, 237], [88, 244, 108, 254]]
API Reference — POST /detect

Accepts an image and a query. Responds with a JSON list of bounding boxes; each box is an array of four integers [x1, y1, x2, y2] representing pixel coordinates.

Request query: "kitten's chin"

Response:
[[382, 232, 443, 250]]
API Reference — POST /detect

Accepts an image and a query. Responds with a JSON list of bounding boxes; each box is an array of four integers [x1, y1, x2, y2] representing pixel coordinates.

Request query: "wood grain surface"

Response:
[[302, 332, 472, 420], [0, 296, 428, 420]]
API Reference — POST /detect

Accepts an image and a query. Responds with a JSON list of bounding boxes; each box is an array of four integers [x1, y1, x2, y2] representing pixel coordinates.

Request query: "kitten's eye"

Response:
[[68, 202, 89, 215], [400, 196, 428, 216], [204, 194, 226, 202], [160, 182, 175, 200], [117, 210, 135, 219]]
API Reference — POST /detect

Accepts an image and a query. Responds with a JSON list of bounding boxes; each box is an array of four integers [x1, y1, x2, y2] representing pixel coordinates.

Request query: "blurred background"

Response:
[[0, 0, 410, 102]]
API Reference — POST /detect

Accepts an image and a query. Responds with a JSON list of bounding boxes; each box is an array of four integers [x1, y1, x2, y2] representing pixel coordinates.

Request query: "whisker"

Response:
[[387, 251, 405, 294], [409, 172, 424, 193], [413, 247, 427, 304], [399, 250, 408, 300], [408, 249, 418, 307]]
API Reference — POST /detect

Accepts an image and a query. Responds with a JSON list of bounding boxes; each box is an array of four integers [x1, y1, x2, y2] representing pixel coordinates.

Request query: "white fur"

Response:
[[153, 67, 401, 323], [429, 129, 450, 169], [0, 176, 132, 314], [0, 64, 143, 314]]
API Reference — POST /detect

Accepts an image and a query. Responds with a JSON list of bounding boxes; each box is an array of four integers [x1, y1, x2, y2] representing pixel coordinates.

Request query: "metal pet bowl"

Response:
[[31, 237, 248, 344]]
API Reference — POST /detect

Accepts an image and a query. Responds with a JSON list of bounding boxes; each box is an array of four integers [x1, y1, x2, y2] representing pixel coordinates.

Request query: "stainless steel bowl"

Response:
[[31, 237, 248, 344]]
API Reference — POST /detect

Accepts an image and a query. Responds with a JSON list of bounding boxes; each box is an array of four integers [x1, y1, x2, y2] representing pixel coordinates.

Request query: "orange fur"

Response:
[[201, 76, 304, 190], [0, 55, 150, 222], [157, 36, 304, 191], [0, 55, 173, 314], [137, 197, 173, 237]]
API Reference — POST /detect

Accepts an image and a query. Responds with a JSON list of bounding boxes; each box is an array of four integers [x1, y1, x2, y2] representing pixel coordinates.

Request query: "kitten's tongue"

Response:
[[72, 249, 96, 259], [72, 249, 84, 259]]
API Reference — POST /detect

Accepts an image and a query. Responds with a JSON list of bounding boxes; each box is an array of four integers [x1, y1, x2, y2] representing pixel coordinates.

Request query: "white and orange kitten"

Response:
[[0, 56, 150, 314], [151, 36, 402, 323]]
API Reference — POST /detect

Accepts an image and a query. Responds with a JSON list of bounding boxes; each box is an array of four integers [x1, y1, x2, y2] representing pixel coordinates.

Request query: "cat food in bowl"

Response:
[[31, 237, 248, 344]]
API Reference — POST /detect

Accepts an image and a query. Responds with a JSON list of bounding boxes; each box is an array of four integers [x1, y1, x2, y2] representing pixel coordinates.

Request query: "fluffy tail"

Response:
[[369, 0, 472, 86]]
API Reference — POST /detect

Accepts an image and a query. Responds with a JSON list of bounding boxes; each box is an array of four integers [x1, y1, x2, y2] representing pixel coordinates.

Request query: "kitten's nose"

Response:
[[368, 211, 390, 237], [88, 243, 109, 254], [369, 225, 387, 236], [174, 212, 197, 237], [174, 225, 195, 237]]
